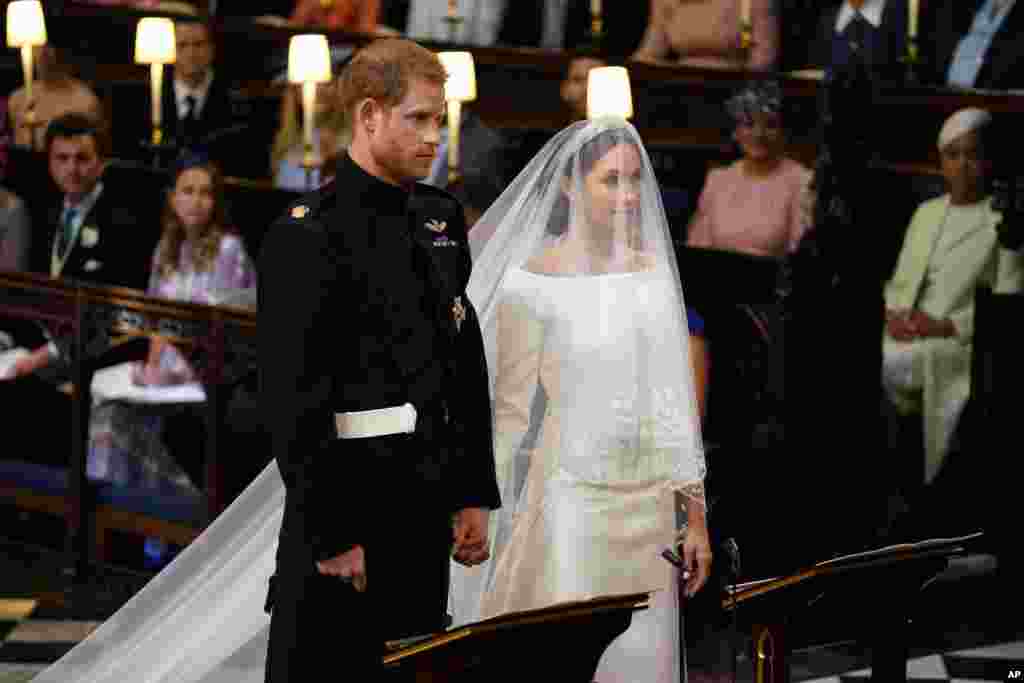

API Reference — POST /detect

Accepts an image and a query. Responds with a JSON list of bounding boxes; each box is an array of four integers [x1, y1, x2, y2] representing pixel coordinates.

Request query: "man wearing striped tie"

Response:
[[0, 114, 156, 465]]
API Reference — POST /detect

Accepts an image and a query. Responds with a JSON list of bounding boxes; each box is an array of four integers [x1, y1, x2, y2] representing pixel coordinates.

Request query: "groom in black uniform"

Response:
[[260, 39, 501, 681]]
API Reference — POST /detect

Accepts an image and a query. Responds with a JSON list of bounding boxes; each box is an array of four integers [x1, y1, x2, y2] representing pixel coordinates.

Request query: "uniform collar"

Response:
[[335, 152, 411, 214]]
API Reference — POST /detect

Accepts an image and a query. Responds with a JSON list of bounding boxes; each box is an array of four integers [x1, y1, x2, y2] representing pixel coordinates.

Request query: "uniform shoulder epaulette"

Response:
[[283, 180, 338, 223]]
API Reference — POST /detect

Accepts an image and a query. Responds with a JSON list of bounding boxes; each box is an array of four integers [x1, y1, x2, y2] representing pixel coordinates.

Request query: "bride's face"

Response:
[[578, 143, 643, 241]]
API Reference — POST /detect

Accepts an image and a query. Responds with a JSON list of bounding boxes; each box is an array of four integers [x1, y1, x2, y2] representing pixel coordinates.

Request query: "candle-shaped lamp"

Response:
[[5, 1, 47, 137], [587, 66, 633, 120], [288, 34, 332, 172], [134, 17, 176, 146], [438, 51, 476, 184]]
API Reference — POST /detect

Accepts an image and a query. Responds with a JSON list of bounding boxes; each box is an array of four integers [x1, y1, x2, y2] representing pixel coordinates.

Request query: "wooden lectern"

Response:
[[381, 592, 651, 682], [722, 533, 983, 683]]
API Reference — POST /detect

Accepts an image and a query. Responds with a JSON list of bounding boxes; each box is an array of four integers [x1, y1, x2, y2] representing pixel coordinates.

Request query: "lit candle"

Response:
[[591, 0, 602, 17], [740, 0, 752, 27], [908, 0, 919, 38]]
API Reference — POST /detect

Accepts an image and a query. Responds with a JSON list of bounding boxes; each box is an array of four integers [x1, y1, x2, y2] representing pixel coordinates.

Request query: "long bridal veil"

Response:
[[32, 462, 283, 683], [449, 117, 706, 634]]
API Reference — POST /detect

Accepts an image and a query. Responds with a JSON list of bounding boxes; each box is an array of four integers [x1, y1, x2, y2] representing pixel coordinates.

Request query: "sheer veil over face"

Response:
[[453, 118, 706, 626]]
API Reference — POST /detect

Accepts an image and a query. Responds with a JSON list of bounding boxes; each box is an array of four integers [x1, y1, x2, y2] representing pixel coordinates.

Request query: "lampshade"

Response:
[[587, 66, 633, 120], [5, 1, 46, 48], [438, 51, 476, 102], [134, 17, 176, 65], [288, 34, 332, 84]]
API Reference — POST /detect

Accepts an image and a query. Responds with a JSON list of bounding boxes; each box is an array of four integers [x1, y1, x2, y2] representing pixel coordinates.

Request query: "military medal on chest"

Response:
[[452, 296, 466, 332]]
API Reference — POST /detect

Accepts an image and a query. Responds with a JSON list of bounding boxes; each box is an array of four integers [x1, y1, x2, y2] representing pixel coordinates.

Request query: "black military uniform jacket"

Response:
[[260, 154, 500, 649]]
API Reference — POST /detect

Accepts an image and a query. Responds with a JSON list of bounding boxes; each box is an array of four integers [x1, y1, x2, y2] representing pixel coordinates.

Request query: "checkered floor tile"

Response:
[[799, 645, 1024, 682]]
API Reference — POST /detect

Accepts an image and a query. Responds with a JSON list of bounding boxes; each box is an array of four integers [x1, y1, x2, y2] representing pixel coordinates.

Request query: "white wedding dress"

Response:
[[452, 266, 702, 683]]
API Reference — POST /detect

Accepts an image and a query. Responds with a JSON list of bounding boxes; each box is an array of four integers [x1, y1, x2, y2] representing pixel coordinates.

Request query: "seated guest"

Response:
[[0, 184, 31, 362], [687, 81, 812, 258], [289, 0, 381, 33], [22, 115, 156, 289], [0, 186, 30, 272], [633, 0, 779, 70], [932, 0, 1023, 91], [883, 108, 1023, 489], [271, 79, 349, 191], [162, 16, 239, 151], [405, 0, 505, 45], [88, 151, 256, 493], [0, 114, 158, 467], [6, 46, 103, 150], [561, 56, 606, 122], [809, 0, 909, 81]]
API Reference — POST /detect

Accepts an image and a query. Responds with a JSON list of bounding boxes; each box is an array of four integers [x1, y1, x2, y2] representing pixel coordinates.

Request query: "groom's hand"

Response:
[[452, 507, 490, 567], [316, 545, 367, 592]]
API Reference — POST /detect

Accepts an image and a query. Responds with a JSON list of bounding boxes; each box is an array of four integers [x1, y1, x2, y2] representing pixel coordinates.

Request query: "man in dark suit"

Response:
[[15, 114, 155, 354], [261, 39, 500, 681], [810, 0, 909, 81], [1, 113, 157, 465], [162, 17, 236, 150], [926, 0, 1024, 91]]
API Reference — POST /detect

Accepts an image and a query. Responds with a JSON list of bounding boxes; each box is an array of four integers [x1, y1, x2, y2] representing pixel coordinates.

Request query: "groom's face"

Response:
[[367, 77, 446, 185], [581, 143, 644, 239]]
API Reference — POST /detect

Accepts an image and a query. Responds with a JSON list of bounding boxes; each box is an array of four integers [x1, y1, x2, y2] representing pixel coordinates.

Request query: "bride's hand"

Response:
[[678, 523, 712, 598]]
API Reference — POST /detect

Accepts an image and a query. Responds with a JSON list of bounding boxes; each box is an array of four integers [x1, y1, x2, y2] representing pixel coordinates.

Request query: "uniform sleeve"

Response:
[[448, 206, 502, 511], [260, 216, 356, 560]]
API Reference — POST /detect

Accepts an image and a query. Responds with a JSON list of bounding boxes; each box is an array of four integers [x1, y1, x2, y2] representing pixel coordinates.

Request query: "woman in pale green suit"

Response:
[[883, 108, 1024, 485]]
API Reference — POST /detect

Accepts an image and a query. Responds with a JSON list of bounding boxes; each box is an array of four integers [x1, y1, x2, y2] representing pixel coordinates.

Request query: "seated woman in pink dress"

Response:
[[88, 151, 257, 494], [687, 81, 812, 259]]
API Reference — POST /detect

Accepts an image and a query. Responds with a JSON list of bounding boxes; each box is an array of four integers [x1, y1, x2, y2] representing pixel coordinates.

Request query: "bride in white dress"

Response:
[[452, 117, 712, 683], [30, 117, 709, 683]]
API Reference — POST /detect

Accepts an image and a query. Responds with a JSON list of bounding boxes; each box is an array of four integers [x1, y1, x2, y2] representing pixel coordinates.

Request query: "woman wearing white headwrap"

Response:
[[451, 117, 711, 682], [883, 107, 1024, 487]]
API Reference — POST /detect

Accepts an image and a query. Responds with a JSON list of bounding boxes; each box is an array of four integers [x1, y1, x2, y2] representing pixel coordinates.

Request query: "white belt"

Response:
[[334, 403, 418, 439]]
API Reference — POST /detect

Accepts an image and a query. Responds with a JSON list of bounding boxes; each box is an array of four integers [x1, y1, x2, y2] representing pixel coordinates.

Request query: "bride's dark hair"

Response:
[[546, 128, 641, 236]]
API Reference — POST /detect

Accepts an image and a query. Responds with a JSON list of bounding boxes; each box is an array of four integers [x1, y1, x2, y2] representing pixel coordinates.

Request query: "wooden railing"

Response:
[[0, 270, 255, 575]]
